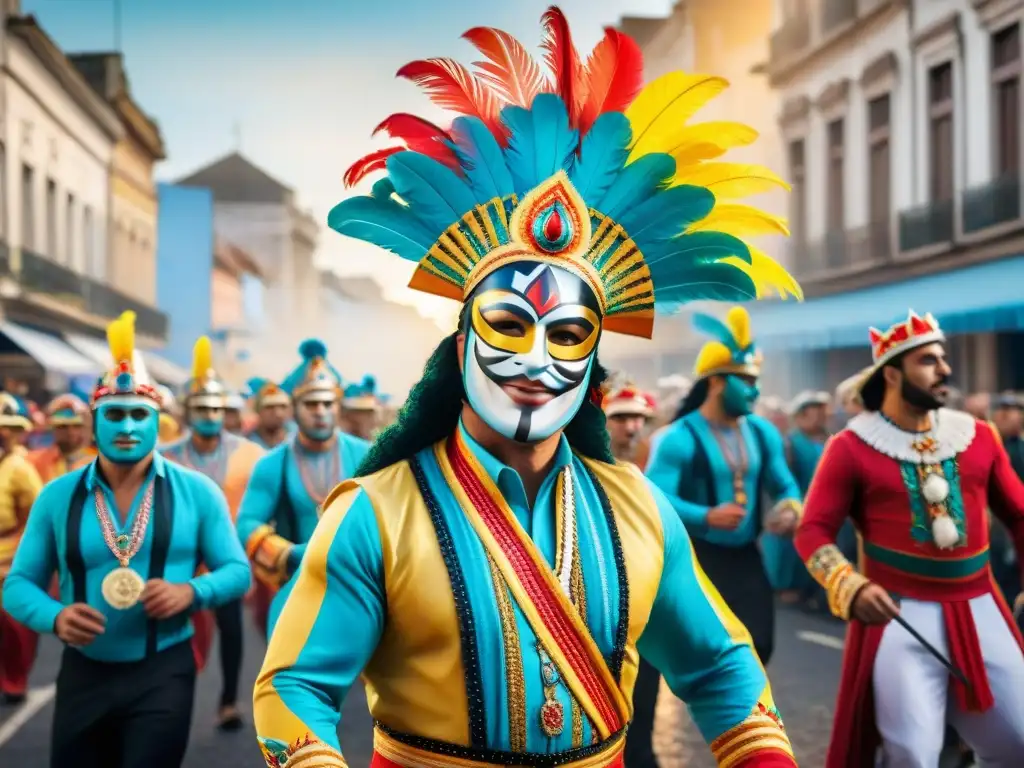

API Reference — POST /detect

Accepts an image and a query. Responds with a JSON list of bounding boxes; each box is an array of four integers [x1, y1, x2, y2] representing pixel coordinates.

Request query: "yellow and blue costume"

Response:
[[255, 8, 800, 768], [645, 306, 801, 664], [235, 340, 370, 637]]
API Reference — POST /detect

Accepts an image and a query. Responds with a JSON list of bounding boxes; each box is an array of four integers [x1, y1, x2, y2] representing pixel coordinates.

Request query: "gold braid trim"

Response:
[[805, 543, 870, 620], [488, 555, 528, 752], [260, 735, 347, 768], [710, 705, 793, 768], [246, 524, 293, 589]]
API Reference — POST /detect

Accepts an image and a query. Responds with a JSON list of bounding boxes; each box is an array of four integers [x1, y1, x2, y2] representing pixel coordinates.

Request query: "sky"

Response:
[[23, 0, 674, 327]]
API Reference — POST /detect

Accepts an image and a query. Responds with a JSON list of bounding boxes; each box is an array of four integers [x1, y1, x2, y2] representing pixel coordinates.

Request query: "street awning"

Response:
[[748, 255, 1024, 351], [64, 333, 189, 387], [141, 351, 189, 387], [0, 321, 99, 376]]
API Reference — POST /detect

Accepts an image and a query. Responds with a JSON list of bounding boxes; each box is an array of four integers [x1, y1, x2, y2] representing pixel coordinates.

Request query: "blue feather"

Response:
[[344, 383, 359, 398], [502, 95, 577, 195], [386, 152, 477, 234], [299, 339, 328, 360], [361, 374, 376, 393], [371, 178, 395, 200], [245, 377, 266, 397], [594, 153, 675, 222], [449, 117, 514, 203], [644, 231, 752, 268], [690, 311, 743, 350], [570, 112, 632, 202], [328, 196, 437, 262], [618, 185, 714, 245]]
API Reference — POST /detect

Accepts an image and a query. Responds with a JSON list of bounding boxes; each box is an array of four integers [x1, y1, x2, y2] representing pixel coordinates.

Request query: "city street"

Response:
[[0, 604, 845, 767]]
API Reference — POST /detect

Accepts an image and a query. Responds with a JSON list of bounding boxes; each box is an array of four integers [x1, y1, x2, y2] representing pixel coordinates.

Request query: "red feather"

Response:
[[540, 6, 584, 126], [396, 58, 504, 139], [343, 146, 402, 188], [373, 113, 459, 169], [578, 28, 644, 135], [462, 26, 548, 108]]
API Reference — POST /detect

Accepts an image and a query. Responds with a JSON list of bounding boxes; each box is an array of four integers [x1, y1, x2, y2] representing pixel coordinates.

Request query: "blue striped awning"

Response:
[[748, 256, 1024, 351]]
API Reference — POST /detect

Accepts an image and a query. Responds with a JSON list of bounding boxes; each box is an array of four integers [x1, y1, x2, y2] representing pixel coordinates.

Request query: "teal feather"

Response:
[[245, 377, 266, 397], [594, 153, 675, 222], [449, 117, 514, 203], [328, 196, 437, 262], [502, 95, 577, 195], [343, 383, 360, 398], [644, 231, 752, 268], [386, 152, 477, 233], [299, 339, 327, 360], [618, 185, 714, 245], [371, 178, 396, 200], [569, 112, 632, 202], [690, 310, 744, 350], [361, 374, 376, 393]]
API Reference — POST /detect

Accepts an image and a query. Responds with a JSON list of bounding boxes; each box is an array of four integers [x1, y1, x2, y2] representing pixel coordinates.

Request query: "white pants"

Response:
[[873, 594, 1024, 767]]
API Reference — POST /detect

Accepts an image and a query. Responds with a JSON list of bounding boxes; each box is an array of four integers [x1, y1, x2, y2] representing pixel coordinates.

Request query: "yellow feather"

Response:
[[687, 203, 790, 238], [672, 162, 790, 199], [719, 245, 804, 301], [107, 310, 136, 365], [625, 72, 729, 161], [694, 340, 733, 378], [669, 121, 759, 167], [191, 336, 213, 382], [726, 307, 752, 350]]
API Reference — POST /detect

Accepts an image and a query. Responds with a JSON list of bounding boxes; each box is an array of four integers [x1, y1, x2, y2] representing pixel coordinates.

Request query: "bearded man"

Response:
[[794, 310, 1024, 767], [29, 394, 95, 483]]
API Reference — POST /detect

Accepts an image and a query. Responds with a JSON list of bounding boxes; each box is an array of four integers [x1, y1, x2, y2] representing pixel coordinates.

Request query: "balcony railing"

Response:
[[769, 17, 811, 65], [961, 175, 1021, 234], [15, 250, 168, 339], [897, 199, 954, 252], [823, 0, 858, 34]]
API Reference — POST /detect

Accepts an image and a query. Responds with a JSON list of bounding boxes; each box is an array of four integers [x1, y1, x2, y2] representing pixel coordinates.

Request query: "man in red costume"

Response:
[[795, 310, 1024, 768]]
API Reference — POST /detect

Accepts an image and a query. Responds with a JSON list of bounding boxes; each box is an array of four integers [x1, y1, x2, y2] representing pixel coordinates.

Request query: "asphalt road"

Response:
[[0, 605, 846, 767]]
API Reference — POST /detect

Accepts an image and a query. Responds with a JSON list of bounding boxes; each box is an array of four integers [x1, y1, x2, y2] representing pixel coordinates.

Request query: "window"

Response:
[[788, 140, 806, 243], [928, 62, 955, 202], [868, 94, 892, 235], [45, 178, 56, 259], [21, 164, 34, 250], [992, 24, 1021, 177], [827, 119, 845, 231], [83, 205, 94, 274], [65, 193, 75, 266]]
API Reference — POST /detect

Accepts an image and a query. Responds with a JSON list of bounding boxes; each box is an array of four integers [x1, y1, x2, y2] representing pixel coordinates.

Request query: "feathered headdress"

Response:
[[246, 377, 291, 409], [0, 392, 32, 430], [342, 374, 382, 411], [280, 339, 343, 400], [184, 335, 226, 408], [692, 306, 763, 379], [329, 6, 801, 339], [91, 311, 160, 407], [45, 393, 89, 426]]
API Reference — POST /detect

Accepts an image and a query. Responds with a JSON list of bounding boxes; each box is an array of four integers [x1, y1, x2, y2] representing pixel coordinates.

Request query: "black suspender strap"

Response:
[[677, 421, 717, 507], [276, 449, 298, 543], [146, 474, 173, 657], [65, 472, 90, 603]]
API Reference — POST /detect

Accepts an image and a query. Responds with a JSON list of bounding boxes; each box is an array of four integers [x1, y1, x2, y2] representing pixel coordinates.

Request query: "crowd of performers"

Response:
[[0, 6, 1022, 768]]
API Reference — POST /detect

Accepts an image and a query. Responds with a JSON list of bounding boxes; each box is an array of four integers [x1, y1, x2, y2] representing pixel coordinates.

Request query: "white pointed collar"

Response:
[[846, 408, 976, 464]]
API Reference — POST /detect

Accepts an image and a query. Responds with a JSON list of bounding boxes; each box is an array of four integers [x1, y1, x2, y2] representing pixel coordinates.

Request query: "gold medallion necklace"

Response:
[[95, 481, 154, 610]]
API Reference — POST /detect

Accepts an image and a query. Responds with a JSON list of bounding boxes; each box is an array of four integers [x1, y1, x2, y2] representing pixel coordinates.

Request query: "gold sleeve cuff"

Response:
[[260, 736, 346, 768], [805, 544, 869, 620], [710, 702, 794, 767], [246, 524, 293, 589]]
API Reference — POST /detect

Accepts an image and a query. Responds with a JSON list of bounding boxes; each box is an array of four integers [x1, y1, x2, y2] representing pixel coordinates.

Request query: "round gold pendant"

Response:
[[101, 566, 145, 610], [735, 491, 748, 505]]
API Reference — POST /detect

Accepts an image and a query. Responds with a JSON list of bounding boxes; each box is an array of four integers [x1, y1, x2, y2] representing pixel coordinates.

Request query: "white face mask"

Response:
[[462, 261, 601, 443]]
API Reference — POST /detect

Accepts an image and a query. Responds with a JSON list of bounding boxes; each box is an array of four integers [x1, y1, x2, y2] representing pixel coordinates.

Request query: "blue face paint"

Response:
[[721, 375, 760, 417], [296, 397, 336, 442], [189, 407, 224, 438], [94, 399, 159, 464]]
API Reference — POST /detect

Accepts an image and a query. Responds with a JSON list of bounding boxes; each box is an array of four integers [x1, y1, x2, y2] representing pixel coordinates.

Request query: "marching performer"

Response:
[[794, 310, 1024, 767], [29, 394, 95, 483], [162, 336, 264, 731], [602, 382, 656, 469], [341, 374, 382, 440], [646, 307, 802, 665], [1, 312, 250, 768], [253, 8, 801, 766], [236, 340, 370, 638], [223, 391, 247, 435], [0, 394, 42, 704], [245, 377, 293, 450]]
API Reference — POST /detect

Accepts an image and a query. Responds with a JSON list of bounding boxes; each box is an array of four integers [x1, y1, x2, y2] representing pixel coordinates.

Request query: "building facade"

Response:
[[210, 237, 264, 386], [753, 0, 1024, 395], [175, 152, 320, 380]]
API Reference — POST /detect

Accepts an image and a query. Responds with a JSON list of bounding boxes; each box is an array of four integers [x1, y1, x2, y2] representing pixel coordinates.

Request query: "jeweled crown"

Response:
[[868, 311, 944, 366]]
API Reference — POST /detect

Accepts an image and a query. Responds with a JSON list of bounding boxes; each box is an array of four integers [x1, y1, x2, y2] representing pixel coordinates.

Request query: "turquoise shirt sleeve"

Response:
[[645, 424, 711, 535], [254, 487, 385, 753], [187, 474, 251, 610], [751, 417, 802, 504], [236, 450, 286, 549], [2, 483, 64, 634], [637, 479, 768, 743]]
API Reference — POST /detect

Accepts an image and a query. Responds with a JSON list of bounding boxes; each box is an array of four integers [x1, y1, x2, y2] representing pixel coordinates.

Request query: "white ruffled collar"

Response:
[[846, 408, 976, 463]]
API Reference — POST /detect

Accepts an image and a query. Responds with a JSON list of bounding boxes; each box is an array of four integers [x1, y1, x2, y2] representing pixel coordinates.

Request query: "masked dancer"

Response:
[[2, 312, 250, 768], [0, 394, 42, 704], [162, 336, 264, 731], [341, 374, 383, 441], [236, 340, 370, 638], [252, 8, 803, 767], [794, 310, 1024, 767], [645, 308, 801, 666]]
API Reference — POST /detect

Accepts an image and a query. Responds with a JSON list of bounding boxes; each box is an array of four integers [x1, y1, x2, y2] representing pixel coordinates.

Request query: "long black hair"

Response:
[[356, 329, 613, 476], [673, 377, 710, 421]]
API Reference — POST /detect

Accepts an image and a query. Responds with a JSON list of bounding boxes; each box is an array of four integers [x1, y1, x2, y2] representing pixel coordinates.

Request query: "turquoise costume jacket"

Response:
[[2, 453, 250, 662], [645, 412, 801, 546]]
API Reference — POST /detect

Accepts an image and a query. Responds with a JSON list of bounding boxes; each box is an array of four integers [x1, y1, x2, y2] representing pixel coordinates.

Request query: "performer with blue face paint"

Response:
[[161, 336, 264, 731], [646, 306, 802, 668], [235, 339, 370, 638], [1, 312, 250, 768], [251, 8, 804, 767]]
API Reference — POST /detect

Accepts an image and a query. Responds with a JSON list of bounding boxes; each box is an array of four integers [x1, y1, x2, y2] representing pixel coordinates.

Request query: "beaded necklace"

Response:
[[709, 422, 749, 505], [294, 439, 342, 505], [94, 480, 154, 567]]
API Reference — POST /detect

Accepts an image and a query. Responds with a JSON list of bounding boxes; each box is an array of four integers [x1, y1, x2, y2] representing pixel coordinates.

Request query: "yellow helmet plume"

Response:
[[191, 336, 213, 384], [107, 311, 136, 367]]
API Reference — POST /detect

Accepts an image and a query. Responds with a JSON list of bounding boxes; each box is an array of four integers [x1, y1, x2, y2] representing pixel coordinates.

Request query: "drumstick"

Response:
[[889, 594, 971, 688]]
